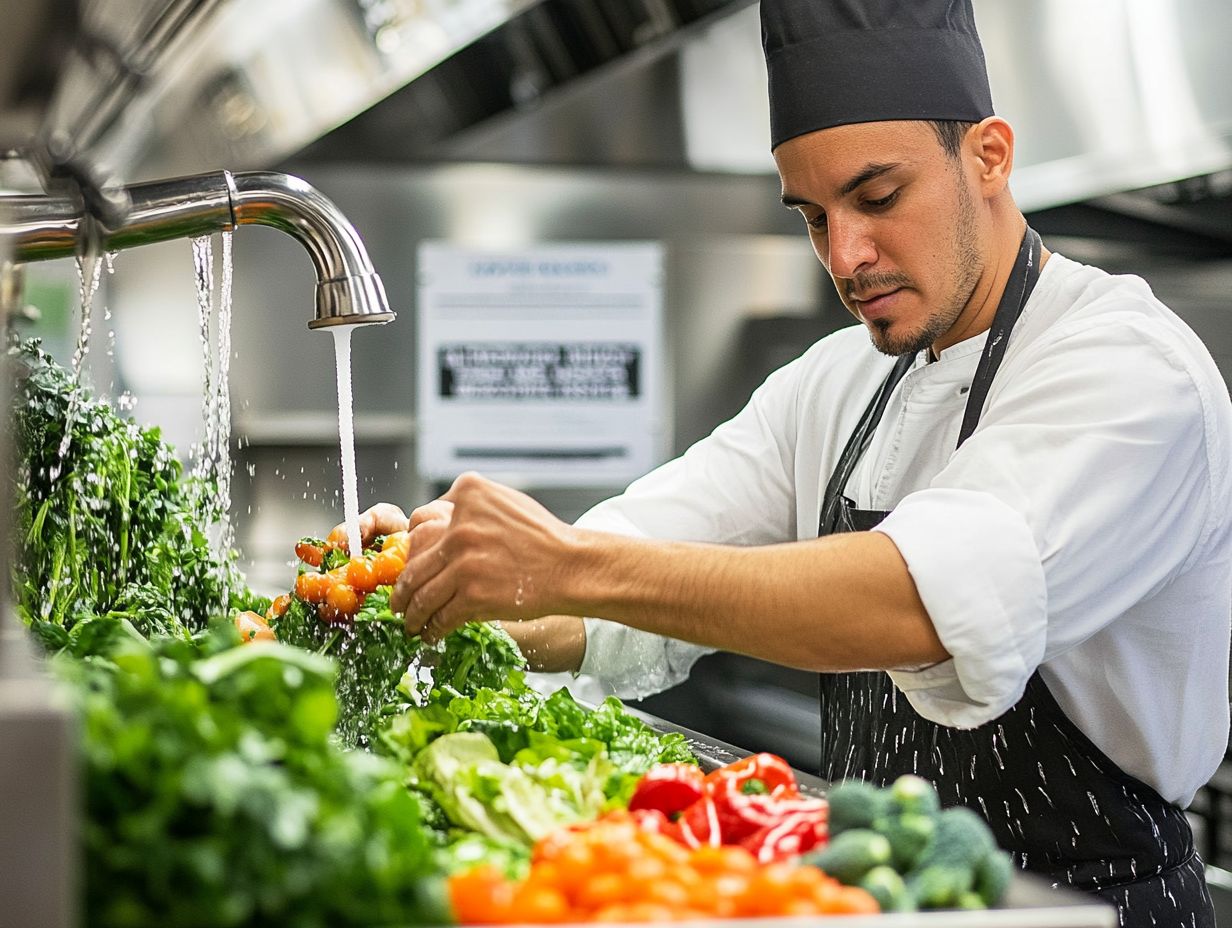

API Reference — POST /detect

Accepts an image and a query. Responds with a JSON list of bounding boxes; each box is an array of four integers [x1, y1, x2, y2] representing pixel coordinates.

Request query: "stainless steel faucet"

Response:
[[2, 169, 395, 329]]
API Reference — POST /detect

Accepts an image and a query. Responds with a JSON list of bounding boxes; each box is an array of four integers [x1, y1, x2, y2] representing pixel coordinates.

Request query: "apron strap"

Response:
[[818, 353, 914, 536], [957, 227, 1043, 447], [818, 224, 1045, 537]]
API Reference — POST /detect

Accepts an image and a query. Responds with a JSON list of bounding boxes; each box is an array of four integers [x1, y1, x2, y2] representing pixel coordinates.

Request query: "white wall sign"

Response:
[[416, 241, 665, 487]]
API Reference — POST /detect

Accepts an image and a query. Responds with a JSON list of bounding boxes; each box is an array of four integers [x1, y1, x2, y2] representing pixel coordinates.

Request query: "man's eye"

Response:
[[804, 212, 827, 230], [864, 190, 900, 210]]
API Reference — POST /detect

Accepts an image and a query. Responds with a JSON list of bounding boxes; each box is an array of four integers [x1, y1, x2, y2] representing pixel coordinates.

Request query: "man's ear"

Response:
[[968, 116, 1015, 197]]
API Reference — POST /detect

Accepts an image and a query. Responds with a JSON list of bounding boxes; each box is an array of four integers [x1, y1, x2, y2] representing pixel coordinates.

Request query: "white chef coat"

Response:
[[574, 253, 1232, 807]]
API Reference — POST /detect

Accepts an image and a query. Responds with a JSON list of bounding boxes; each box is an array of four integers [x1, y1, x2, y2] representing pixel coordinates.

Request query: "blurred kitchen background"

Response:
[[3, 0, 1232, 868]]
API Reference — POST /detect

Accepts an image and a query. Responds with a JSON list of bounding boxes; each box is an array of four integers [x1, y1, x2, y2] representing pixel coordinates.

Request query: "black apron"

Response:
[[817, 228, 1213, 927]]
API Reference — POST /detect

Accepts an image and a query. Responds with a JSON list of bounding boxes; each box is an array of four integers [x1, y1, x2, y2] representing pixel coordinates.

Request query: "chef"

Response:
[[358, 0, 1232, 922]]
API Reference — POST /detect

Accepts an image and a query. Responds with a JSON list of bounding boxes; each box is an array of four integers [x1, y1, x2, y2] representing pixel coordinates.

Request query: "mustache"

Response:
[[844, 272, 912, 300]]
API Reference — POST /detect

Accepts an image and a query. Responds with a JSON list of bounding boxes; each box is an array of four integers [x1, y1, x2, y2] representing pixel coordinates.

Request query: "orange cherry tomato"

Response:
[[326, 525, 349, 553], [293, 540, 325, 567], [346, 556, 378, 594], [371, 550, 405, 586], [381, 530, 411, 559], [265, 594, 291, 621], [323, 583, 359, 621], [508, 884, 569, 924], [235, 610, 275, 644], [294, 572, 331, 603], [449, 867, 516, 925]]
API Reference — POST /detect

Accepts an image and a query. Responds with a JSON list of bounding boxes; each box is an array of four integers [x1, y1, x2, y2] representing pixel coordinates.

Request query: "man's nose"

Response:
[[825, 215, 877, 280]]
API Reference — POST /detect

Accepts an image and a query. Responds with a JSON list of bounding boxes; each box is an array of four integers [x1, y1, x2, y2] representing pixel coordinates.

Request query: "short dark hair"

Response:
[[928, 120, 976, 159]]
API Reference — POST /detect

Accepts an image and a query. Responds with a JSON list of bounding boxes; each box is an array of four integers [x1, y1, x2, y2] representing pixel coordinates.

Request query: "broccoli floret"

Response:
[[908, 864, 975, 909], [807, 828, 893, 884], [975, 850, 1014, 906], [915, 806, 997, 872], [827, 779, 890, 832], [874, 811, 936, 870], [887, 774, 941, 818], [860, 865, 915, 912]]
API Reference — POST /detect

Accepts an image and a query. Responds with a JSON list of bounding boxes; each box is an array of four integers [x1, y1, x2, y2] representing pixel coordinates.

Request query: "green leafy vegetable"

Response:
[[59, 623, 446, 928], [10, 340, 242, 640]]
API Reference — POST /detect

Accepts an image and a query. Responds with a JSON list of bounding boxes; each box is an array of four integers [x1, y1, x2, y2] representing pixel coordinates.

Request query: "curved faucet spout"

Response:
[[1, 170, 393, 330]]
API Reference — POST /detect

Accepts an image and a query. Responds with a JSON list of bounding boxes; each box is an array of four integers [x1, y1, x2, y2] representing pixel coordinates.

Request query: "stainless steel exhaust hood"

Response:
[[2, 0, 1230, 212]]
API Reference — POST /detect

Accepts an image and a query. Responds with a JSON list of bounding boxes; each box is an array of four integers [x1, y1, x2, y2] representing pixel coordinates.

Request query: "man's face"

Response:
[[775, 121, 985, 357]]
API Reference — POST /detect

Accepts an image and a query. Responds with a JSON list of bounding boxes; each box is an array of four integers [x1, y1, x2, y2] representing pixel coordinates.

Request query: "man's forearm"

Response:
[[558, 528, 946, 672], [499, 615, 586, 673]]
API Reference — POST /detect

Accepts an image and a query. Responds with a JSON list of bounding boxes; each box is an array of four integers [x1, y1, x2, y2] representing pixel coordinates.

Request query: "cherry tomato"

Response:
[[235, 610, 275, 643], [346, 556, 378, 594], [371, 550, 405, 586], [323, 583, 359, 621], [381, 530, 411, 559], [326, 525, 349, 553], [508, 885, 568, 924], [265, 594, 291, 621], [294, 572, 331, 603], [449, 867, 515, 925], [293, 540, 325, 567]]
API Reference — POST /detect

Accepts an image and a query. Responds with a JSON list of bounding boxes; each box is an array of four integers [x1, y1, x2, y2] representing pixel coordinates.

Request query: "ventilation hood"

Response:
[[1, 0, 1230, 217]]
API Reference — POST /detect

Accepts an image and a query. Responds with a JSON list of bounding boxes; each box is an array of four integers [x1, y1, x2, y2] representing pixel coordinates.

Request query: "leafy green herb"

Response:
[[10, 340, 243, 640], [59, 623, 446, 928], [269, 588, 422, 747]]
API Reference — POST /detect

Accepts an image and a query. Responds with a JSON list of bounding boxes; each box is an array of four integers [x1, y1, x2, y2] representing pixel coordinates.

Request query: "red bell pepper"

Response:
[[674, 795, 723, 848], [627, 808, 671, 834], [638, 753, 830, 860], [712, 791, 828, 843], [739, 811, 829, 863], [704, 752, 799, 800], [628, 763, 706, 817]]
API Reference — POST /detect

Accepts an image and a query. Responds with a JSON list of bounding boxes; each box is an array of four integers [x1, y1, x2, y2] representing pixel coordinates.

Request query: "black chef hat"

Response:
[[762, 0, 995, 149]]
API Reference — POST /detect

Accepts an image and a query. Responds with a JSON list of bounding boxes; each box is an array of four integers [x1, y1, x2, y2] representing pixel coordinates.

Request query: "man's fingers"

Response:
[[330, 503, 409, 550], [399, 569, 455, 637], [362, 503, 409, 541], [421, 598, 469, 646], [409, 499, 454, 530], [390, 542, 452, 615]]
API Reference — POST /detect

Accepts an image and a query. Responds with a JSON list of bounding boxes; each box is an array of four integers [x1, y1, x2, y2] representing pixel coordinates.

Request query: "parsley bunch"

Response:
[[10, 340, 242, 641]]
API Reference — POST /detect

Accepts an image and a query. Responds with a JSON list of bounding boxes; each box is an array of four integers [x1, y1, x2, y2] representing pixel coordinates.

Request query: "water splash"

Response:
[[331, 327, 362, 558]]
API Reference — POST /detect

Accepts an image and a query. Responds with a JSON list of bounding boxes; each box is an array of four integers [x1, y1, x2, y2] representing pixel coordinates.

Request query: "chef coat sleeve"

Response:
[[573, 354, 807, 699], [875, 314, 1223, 728]]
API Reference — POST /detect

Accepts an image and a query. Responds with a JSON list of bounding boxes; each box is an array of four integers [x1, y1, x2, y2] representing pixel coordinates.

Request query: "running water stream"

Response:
[[331, 327, 363, 559], [50, 251, 107, 482], [189, 232, 237, 574]]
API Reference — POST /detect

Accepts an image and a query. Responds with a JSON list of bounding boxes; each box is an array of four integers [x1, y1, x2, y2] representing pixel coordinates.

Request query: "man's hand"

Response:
[[344, 475, 945, 675], [330, 502, 410, 551], [390, 472, 578, 645]]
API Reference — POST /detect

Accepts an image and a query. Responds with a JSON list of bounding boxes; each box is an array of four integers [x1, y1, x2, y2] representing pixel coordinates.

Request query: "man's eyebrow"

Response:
[[780, 162, 903, 209], [838, 162, 901, 197]]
